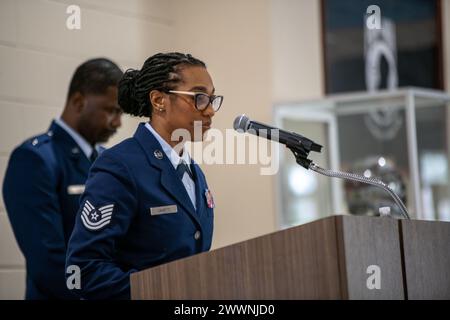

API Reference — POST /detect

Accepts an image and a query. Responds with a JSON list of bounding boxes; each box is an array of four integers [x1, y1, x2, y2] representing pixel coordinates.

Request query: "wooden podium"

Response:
[[130, 215, 450, 300]]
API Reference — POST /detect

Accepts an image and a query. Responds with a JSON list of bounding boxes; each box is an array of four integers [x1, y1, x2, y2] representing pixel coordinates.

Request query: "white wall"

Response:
[[271, 0, 324, 102]]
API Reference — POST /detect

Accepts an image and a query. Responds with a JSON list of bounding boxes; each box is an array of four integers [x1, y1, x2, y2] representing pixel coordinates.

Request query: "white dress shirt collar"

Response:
[[144, 122, 191, 168], [54, 118, 100, 160]]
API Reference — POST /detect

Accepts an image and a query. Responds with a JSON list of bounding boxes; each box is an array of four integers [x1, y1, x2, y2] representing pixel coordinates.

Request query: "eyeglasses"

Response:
[[167, 90, 223, 112]]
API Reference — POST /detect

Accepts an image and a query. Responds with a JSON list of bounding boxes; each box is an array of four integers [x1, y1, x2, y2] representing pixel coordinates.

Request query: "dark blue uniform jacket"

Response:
[[66, 123, 214, 299], [3, 121, 96, 299]]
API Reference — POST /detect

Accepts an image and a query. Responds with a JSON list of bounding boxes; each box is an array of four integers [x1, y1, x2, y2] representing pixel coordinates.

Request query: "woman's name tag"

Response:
[[150, 205, 178, 216]]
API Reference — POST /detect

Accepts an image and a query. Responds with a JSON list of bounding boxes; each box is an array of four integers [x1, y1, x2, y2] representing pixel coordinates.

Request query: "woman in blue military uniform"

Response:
[[66, 52, 223, 299]]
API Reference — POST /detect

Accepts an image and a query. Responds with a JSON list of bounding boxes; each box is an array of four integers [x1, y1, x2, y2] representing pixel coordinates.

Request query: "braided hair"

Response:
[[118, 52, 206, 117]]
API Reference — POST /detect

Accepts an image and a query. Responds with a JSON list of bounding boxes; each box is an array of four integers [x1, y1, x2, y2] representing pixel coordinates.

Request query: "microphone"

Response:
[[233, 114, 323, 154]]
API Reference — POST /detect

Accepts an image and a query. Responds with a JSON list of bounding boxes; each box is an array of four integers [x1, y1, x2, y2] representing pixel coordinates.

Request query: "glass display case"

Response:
[[274, 88, 450, 228]]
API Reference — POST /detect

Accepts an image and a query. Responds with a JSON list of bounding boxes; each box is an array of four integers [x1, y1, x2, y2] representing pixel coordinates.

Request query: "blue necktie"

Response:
[[90, 149, 98, 162], [176, 160, 194, 180]]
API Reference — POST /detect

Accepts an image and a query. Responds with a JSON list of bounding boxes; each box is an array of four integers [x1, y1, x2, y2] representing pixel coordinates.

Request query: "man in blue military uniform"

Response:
[[2, 58, 123, 299]]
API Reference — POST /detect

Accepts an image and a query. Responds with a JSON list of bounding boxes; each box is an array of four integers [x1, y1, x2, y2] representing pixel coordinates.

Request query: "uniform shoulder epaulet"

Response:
[[26, 130, 54, 149]]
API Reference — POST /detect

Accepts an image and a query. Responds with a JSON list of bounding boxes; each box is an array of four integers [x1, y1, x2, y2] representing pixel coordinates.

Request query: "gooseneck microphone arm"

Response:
[[308, 163, 410, 220], [233, 114, 411, 220]]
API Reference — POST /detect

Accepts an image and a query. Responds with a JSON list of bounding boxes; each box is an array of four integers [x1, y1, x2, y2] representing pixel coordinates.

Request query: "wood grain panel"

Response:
[[401, 219, 450, 299], [337, 216, 405, 299], [131, 216, 342, 299]]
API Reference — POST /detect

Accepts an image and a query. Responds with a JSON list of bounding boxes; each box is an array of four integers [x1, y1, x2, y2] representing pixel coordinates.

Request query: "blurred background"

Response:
[[0, 0, 449, 298]]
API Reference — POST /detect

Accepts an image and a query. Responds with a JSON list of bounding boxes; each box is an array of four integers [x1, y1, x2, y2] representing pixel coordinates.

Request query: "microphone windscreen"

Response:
[[233, 114, 250, 132]]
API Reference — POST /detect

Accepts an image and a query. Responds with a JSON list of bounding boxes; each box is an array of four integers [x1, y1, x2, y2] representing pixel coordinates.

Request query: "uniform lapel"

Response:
[[70, 147, 91, 176], [51, 121, 91, 177], [190, 161, 206, 217], [133, 123, 199, 224]]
